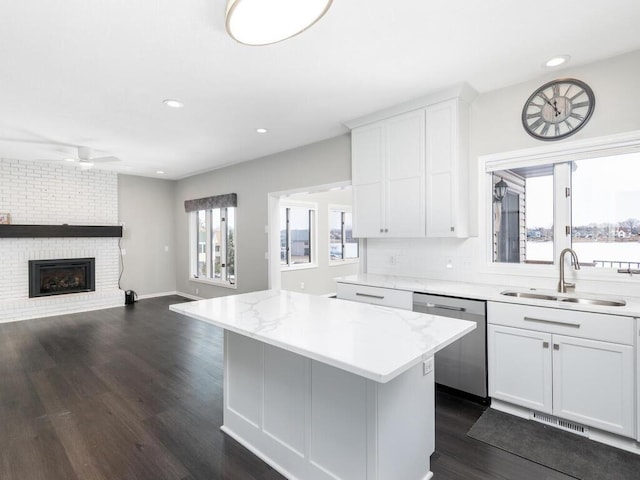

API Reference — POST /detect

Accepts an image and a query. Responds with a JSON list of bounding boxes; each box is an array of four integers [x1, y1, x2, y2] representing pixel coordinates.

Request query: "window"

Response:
[[281, 204, 316, 268], [192, 207, 236, 285], [329, 207, 358, 262], [490, 150, 640, 270]]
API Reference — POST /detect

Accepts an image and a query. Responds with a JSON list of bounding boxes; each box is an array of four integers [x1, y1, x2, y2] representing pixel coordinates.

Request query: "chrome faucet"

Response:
[[558, 248, 580, 293]]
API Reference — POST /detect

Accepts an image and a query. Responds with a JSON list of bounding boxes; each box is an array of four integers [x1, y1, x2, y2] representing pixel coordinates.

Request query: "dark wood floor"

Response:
[[0, 295, 575, 480]]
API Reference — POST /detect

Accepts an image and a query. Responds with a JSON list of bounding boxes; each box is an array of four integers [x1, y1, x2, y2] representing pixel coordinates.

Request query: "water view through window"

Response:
[[493, 152, 640, 269]]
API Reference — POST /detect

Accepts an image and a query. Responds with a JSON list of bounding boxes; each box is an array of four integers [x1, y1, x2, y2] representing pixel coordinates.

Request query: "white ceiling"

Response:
[[0, 0, 639, 180]]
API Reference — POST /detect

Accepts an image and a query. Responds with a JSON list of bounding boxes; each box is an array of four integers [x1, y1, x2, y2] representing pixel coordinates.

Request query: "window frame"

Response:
[[189, 206, 237, 288], [280, 201, 318, 271], [481, 129, 640, 282], [328, 204, 359, 265]]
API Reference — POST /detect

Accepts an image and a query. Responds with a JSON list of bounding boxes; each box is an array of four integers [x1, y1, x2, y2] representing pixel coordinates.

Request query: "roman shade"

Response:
[[184, 193, 237, 212]]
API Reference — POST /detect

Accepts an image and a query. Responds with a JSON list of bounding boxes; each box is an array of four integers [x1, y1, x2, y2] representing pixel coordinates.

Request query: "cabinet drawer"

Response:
[[488, 301, 634, 345], [336, 283, 412, 310]]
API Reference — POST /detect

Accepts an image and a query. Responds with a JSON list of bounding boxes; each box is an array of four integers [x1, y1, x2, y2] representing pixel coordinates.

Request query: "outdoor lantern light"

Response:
[[493, 179, 508, 203], [225, 0, 333, 46]]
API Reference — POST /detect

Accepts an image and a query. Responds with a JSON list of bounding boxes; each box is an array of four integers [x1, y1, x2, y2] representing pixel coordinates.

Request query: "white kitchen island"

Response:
[[170, 290, 475, 480]]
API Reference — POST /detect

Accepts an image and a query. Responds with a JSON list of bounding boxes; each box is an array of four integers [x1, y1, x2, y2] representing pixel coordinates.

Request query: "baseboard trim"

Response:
[[136, 291, 182, 300], [220, 426, 299, 480], [175, 291, 204, 301]]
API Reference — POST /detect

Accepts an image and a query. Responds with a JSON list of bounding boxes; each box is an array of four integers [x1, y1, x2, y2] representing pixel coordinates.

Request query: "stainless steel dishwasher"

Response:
[[413, 293, 487, 400]]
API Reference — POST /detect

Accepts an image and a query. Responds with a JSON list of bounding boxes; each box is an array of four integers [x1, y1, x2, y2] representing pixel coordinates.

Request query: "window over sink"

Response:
[[487, 136, 640, 271]]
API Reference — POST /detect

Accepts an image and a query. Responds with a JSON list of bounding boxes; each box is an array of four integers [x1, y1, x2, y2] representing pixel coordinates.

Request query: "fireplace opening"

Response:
[[29, 258, 96, 298]]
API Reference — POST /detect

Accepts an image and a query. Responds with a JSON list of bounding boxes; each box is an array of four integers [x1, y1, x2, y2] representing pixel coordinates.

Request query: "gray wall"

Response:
[[118, 174, 177, 296], [174, 134, 351, 298], [118, 49, 640, 298], [366, 49, 640, 296]]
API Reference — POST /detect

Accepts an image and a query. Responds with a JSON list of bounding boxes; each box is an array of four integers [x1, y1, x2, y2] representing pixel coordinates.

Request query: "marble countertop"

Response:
[[335, 273, 640, 317], [169, 289, 476, 383]]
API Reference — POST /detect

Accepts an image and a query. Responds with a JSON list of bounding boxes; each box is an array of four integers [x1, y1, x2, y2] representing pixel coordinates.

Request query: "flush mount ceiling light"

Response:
[[225, 0, 333, 46], [163, 99, 184, 108], [256, 128, 268, 134], [544, 55, 571, 68]]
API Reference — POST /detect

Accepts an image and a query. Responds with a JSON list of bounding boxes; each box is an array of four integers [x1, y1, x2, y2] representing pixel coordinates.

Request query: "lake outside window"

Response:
[[491, 151, 640, 270]]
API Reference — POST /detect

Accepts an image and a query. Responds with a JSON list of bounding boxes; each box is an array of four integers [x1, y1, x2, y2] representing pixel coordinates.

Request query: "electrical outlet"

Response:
[[121, 249, 126, 256], [164, 245, 169, 252], [195, 288, 199, 294], [423, 358, 434, 376], [300, 282, 305, 290], [445, 257, 453, 269]]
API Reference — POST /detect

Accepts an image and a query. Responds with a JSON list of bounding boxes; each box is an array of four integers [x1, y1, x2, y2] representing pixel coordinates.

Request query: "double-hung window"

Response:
[[487, 138, 640, 272], [329, 206, 358, 263], [186, 194, 236, 287], [280, 203, 316, 268]]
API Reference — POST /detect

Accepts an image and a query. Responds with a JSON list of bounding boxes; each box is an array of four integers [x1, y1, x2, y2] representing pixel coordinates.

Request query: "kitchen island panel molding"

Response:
[[222, 330, 434, 480], [171, 291, 474, 480]]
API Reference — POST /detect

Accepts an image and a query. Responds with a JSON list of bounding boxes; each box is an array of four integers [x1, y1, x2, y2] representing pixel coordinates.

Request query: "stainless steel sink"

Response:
[[559, 297, 626, 307], [500, 290, 626, 307], [500, 291, 559, 301]]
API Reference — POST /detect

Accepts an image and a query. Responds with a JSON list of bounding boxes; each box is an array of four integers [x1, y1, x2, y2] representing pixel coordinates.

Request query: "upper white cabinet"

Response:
[[425, 98, 469, 237], [348, 85, 475, 239], [352, 109, 426, 238]]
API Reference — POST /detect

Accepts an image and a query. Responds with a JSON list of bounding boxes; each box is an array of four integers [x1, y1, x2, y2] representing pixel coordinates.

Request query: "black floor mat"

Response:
[[467, 408, 640, 480]]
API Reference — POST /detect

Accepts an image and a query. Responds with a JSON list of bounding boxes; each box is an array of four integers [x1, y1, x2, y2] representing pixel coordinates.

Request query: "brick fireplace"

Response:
[[0, 159, 123, 322]]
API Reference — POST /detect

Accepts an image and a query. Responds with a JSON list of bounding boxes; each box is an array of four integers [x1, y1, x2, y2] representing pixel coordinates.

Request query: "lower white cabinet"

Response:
[[335, 282, 412, 310], [488, 303, 635, 438], [488, 325, 552, 413]]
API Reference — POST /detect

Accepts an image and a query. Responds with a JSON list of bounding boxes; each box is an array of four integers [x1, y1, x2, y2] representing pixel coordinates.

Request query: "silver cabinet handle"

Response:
[[356, 292, 384, 300], [426, 303, 466, 312], [523, 316, 580, 328], [543, 341, 549, 349]]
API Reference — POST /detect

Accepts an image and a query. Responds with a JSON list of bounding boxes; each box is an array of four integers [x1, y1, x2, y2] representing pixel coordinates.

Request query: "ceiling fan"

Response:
[[64, 146, 120, 169]]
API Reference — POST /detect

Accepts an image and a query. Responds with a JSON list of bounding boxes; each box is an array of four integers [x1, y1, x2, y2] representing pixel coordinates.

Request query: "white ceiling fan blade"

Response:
[[90, 155, 120, 163]]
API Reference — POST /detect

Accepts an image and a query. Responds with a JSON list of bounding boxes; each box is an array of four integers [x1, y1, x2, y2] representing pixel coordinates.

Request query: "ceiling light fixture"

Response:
[[256, 128, 268, 134], [163, 99, 184, 108], [225, 0, 333, 46], [544, 55, 571, 68], [64, 158, 76, 162], [156, 170, 165, 174]]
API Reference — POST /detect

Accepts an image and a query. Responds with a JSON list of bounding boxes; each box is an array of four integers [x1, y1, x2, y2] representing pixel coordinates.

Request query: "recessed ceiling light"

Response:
[[156, 170, 165, 174], [163, 99, 184, 108], [64, 158, 76, 162], [256, 128, 268, 134], [544, 55, 571, 68]]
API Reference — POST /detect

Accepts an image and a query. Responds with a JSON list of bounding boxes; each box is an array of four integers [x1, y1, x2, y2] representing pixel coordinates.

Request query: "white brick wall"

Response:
[[0, 159, 122, 322]]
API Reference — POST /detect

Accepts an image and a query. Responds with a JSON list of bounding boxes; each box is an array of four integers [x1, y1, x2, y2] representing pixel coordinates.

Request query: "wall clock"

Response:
[[521, 78, 595, 141]]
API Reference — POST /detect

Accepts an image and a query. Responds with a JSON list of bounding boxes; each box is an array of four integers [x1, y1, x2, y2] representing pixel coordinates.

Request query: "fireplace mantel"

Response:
[[0, 224, 123, 238]]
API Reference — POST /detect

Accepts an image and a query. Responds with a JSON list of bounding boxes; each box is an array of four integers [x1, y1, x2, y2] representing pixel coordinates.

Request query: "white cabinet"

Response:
[[488, 325, 552, 413], [352, 109, 425, 238], [335, 282, 412, 310], [488, 303, 635, 438], [350, 92, 473, 239], [425, 98, 469, 237]]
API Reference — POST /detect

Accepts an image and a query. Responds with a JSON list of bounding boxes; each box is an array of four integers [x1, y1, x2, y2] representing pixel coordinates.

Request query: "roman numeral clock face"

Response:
[[522, 78, 595, 140]]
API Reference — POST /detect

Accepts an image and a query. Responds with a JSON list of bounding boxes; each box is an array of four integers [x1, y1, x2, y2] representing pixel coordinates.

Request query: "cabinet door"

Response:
[[425, 99, 463, 237], [386, 110, 425, 237], [352, 123, 385, 237], [488, 325, 552, 413], [553, 335, 634, 437]]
